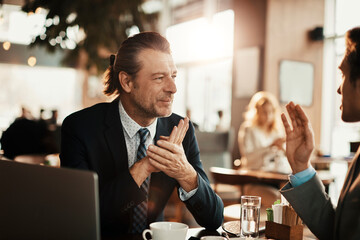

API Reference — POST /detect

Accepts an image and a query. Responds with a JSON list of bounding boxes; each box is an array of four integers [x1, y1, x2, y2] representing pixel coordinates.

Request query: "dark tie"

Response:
[[132, 128, 150, 234]]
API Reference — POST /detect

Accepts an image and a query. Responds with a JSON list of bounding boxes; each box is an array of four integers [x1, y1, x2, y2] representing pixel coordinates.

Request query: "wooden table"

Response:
[[186, 224, 317, 239], [102, 223, 316, 239], [210, 167, 335, 194]]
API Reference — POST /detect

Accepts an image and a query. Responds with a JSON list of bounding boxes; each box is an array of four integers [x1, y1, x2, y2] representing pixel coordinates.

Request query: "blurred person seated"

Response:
[[238, 91, 290, 173], [46, 109, 58, 126], [215, 110, 228, 132], [46, 109, 61, 150], [39, 108, 46, 121], [280, 27, 360, 240], [238, 91, 290, 207], [0, 107, 58, 159], [186, 108, 199, 129], [16, 106, 33, 120]]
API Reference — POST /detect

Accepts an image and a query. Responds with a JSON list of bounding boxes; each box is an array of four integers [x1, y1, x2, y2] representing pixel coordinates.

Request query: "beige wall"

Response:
[[231, 0, 267, 160], [231, 0, 325, 160], [234, 0, 267, 48], [264, 0, 324, 146]]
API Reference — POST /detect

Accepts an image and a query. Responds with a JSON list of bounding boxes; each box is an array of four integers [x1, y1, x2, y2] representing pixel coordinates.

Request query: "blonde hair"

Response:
[[243, 91, 282, 133]]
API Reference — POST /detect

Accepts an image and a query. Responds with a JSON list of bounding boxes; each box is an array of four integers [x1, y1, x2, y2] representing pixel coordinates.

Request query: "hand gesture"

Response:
[[143, 118, 190, 174], [130, 118, 191, 187], [147, 117, 198, 191], [281, 102, 315, 173], [158, 117, 189, 145]]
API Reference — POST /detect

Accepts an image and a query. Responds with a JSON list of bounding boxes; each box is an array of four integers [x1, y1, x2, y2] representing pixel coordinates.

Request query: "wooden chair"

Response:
[[210, 167, 278, 222], [196, 128, 234, 183], [210, 167, 250, 207], [210, 166, 267, 193], [211, 167, 336, 221], [164, 188, 184, 223]]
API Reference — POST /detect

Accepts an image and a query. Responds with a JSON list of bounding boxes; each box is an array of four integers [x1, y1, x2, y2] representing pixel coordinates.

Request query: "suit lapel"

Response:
[[339, 150, 360, 202], [334, 148, 360, 238], [154, 117, 173, 143], [104, 98, 129, 173]]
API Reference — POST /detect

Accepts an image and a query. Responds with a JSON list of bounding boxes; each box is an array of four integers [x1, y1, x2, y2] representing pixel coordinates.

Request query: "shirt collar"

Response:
[[118, 100, 157, 139]]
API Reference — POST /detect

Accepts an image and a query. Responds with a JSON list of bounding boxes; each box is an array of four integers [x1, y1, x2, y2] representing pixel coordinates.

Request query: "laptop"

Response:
[[0, 159, 100, 240]]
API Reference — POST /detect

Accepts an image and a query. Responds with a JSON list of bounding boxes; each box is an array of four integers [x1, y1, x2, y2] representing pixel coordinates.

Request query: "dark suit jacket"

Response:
[[281, 152, 360, 240], [60, 99, 224, 236]]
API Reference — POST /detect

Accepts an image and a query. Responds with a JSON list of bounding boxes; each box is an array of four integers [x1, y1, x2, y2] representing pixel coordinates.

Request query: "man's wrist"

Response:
[[290, 162, 311, 174], [289, 165, 316, 187], [130, 160, 149, 187], [178, 169, 198, 192]]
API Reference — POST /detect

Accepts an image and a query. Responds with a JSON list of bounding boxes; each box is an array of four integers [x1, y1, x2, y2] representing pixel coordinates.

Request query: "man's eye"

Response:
[[172, 75, 177, 79], [155, 77, 163, 80]]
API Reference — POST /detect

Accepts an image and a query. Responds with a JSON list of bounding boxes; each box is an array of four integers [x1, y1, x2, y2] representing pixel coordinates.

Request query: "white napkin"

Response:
[[272, 204, 283, 224]]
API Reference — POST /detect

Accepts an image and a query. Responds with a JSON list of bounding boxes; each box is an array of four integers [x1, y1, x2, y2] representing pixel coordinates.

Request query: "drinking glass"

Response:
[[240, 195, 261, 238]]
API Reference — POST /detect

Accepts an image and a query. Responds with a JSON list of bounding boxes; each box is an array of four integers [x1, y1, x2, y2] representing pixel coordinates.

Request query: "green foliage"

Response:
[[21, 0, 159, 72]]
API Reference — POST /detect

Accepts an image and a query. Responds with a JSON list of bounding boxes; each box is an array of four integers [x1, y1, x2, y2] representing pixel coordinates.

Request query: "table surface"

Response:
[[102, 222, 317, 240], [186, 223, 317, 239]]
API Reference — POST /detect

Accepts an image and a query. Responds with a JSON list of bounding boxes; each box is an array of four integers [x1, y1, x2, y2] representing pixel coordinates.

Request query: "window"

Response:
[[322, 0, 360, 157], [0, 64, 83, 133], [166, 9, 234, 131], [0, 5, 84, 142]]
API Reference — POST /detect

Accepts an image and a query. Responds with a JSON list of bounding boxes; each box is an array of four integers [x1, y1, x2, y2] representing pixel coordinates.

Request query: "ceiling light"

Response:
[[27, 56, 37, 67], [3, 41, 11, 50]]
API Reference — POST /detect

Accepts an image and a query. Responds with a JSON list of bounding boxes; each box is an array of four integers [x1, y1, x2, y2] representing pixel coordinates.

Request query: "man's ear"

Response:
[[118, 71, 133, 93]]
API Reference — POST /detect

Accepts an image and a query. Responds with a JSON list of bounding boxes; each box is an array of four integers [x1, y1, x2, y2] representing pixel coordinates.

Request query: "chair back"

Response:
[[196, 129, 234, 182], [210, 167, 257, 190]]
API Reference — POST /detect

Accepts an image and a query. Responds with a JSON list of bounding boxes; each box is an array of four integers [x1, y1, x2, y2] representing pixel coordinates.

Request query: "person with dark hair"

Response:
[[0, 106, 58, 159], [280, 27, 360, 240], [60, 32, 223, 237], [186, 108, 199, 129]]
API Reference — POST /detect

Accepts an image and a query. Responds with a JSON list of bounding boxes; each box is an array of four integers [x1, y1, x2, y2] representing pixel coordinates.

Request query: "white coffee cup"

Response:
[[142, 221, 188, 240], [200, 237, 227, 240]]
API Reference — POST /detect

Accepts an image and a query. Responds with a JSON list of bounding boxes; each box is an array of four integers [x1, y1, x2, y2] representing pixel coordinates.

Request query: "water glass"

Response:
[[240, 195, 261, 238]]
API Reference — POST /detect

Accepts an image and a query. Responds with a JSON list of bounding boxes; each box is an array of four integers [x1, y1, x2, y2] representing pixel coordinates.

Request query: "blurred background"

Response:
[[2, 0, 360, 228], [0, 0, 360, 163]]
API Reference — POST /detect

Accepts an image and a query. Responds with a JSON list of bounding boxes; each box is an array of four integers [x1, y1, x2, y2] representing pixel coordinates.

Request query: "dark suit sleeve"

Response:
[[280, 174, 335, 240], [60, 116, 89, 169], [60, 112, 146, 234], [182, 123, 224, 229]]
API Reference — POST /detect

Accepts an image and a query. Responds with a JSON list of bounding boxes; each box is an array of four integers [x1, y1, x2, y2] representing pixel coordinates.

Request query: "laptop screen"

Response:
[[0, 159, 100, 240]]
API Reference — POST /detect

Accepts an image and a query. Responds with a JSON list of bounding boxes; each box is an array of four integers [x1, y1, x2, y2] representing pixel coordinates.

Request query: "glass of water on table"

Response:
[[240, 195, 261, 238]]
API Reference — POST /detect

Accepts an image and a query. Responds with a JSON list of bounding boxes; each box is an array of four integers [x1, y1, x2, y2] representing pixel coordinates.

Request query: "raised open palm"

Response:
[[281, 102, 315, 173]]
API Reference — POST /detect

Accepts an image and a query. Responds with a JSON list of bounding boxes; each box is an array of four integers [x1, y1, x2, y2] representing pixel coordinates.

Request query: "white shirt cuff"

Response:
[[178, 175, 199, 201]]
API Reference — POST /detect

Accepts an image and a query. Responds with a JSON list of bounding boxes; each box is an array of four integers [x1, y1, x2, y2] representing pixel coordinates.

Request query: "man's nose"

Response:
[[165, 77, 177, 93]]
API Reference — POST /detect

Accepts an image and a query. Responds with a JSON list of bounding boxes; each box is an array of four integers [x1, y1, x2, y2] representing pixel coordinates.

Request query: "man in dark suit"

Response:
[[280, 27, 360, 240], [60, 32, 223, 237]]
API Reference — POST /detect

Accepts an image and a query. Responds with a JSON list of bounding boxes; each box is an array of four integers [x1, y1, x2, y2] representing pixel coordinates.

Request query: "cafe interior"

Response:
[[0, 0, 359, 239]]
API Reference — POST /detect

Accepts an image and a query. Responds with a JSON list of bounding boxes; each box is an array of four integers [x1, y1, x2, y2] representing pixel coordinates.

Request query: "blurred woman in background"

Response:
[[238, 91, 290, 207], [238, 91, 289, 172]]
